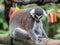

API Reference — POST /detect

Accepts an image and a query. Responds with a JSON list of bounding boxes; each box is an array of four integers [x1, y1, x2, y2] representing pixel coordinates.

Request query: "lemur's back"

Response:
[[9, 8, 34, 32]]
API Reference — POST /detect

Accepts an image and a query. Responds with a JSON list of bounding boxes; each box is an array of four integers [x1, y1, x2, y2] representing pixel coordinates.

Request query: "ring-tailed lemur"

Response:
[[7, 6, 48, 45]]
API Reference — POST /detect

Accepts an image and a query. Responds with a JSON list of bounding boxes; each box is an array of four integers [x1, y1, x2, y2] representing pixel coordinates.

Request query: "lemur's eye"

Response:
[[34, 15, 38, 19]]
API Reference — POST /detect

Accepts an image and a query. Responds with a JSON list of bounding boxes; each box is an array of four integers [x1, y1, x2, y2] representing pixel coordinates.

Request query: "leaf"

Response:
[[54, 34, 60, 39], [57, 28, 60, 33], [3, 23, 8, 30]]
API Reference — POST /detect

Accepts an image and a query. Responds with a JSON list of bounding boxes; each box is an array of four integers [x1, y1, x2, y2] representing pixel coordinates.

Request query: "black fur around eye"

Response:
[[34, 15, 38, 19]]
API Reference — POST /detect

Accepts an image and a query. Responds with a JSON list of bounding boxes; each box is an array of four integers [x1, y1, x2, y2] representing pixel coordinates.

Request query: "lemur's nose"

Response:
[[36, 19, 40, 23]]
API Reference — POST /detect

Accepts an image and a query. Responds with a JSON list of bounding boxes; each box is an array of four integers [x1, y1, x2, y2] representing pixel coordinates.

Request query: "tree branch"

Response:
[[0, 34, 60, 45]]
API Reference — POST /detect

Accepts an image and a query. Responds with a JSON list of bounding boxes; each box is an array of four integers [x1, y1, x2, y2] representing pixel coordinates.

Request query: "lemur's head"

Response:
[[30, 7, 47, 23]]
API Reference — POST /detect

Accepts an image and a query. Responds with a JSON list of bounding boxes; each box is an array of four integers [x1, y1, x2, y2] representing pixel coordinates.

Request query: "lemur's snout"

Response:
[[34, 15, 42, 23], [36, 19, 40, 23]]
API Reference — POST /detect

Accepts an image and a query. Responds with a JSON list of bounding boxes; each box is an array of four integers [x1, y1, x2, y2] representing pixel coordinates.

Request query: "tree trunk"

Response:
[[4, 0, 12, 25]]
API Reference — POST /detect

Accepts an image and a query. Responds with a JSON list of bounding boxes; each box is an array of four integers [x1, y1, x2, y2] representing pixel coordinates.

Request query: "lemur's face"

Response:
[[34, 15, 42, 23], [30, 7, 47, 23]]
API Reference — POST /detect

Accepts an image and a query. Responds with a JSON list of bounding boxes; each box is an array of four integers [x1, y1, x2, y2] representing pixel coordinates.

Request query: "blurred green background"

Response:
[[0, 0, 60, 40]]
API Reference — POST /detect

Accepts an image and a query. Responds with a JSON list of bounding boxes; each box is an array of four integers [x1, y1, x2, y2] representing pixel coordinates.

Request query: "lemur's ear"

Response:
[[43, 10, 47, 16], [30, 9, 35, 18]]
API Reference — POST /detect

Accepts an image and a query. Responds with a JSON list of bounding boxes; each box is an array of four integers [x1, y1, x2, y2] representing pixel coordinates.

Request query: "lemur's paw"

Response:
[[35, 41, 41, 45]]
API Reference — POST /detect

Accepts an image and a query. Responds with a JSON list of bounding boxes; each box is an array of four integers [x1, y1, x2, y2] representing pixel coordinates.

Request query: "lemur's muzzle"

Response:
[[36, 19, 40, 23], [35, 16, 42, 23]]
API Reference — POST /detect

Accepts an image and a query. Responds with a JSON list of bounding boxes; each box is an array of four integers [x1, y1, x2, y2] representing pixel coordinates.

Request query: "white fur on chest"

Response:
[[32, 20, 42, 35], [31, 20, 43, 45]]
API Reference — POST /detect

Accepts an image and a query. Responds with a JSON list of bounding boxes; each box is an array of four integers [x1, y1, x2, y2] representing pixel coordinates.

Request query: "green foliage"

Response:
[[41, 16, 49, 33], [0, 0, 4, 4], [54, 34, 60, 39], [0, 44, 5, 45], [42, 16, 47, 22], [54, 28, 60, 39], [3, 23, 8, 31], [57, 28, 60, 33], [0, 30, 8, 34], [41, 3, 57, 10], [20, 3, 37, 9], [0, 4, 8, 32], [0, 5, 4, 19]]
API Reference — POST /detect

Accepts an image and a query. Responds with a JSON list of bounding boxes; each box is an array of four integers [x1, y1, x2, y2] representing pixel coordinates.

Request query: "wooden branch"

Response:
[[0, 34, 8, 44], [40, 38, 60, 45], [0, 34, 60, 45]]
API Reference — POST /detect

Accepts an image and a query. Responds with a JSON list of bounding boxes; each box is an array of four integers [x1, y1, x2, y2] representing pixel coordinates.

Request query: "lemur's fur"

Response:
[[8, 6, 48, 45]]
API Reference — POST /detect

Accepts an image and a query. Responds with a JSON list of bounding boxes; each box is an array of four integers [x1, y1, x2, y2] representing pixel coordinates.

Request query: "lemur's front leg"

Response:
[[28, 21, 42, 45], [40, 20, 48, 38], [28, 29, 41, 45]]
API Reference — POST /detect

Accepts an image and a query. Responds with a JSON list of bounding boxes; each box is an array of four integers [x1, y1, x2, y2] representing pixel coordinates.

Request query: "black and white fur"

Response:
[[29, 7, 48, 45], [7, 6, 48, 45]]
